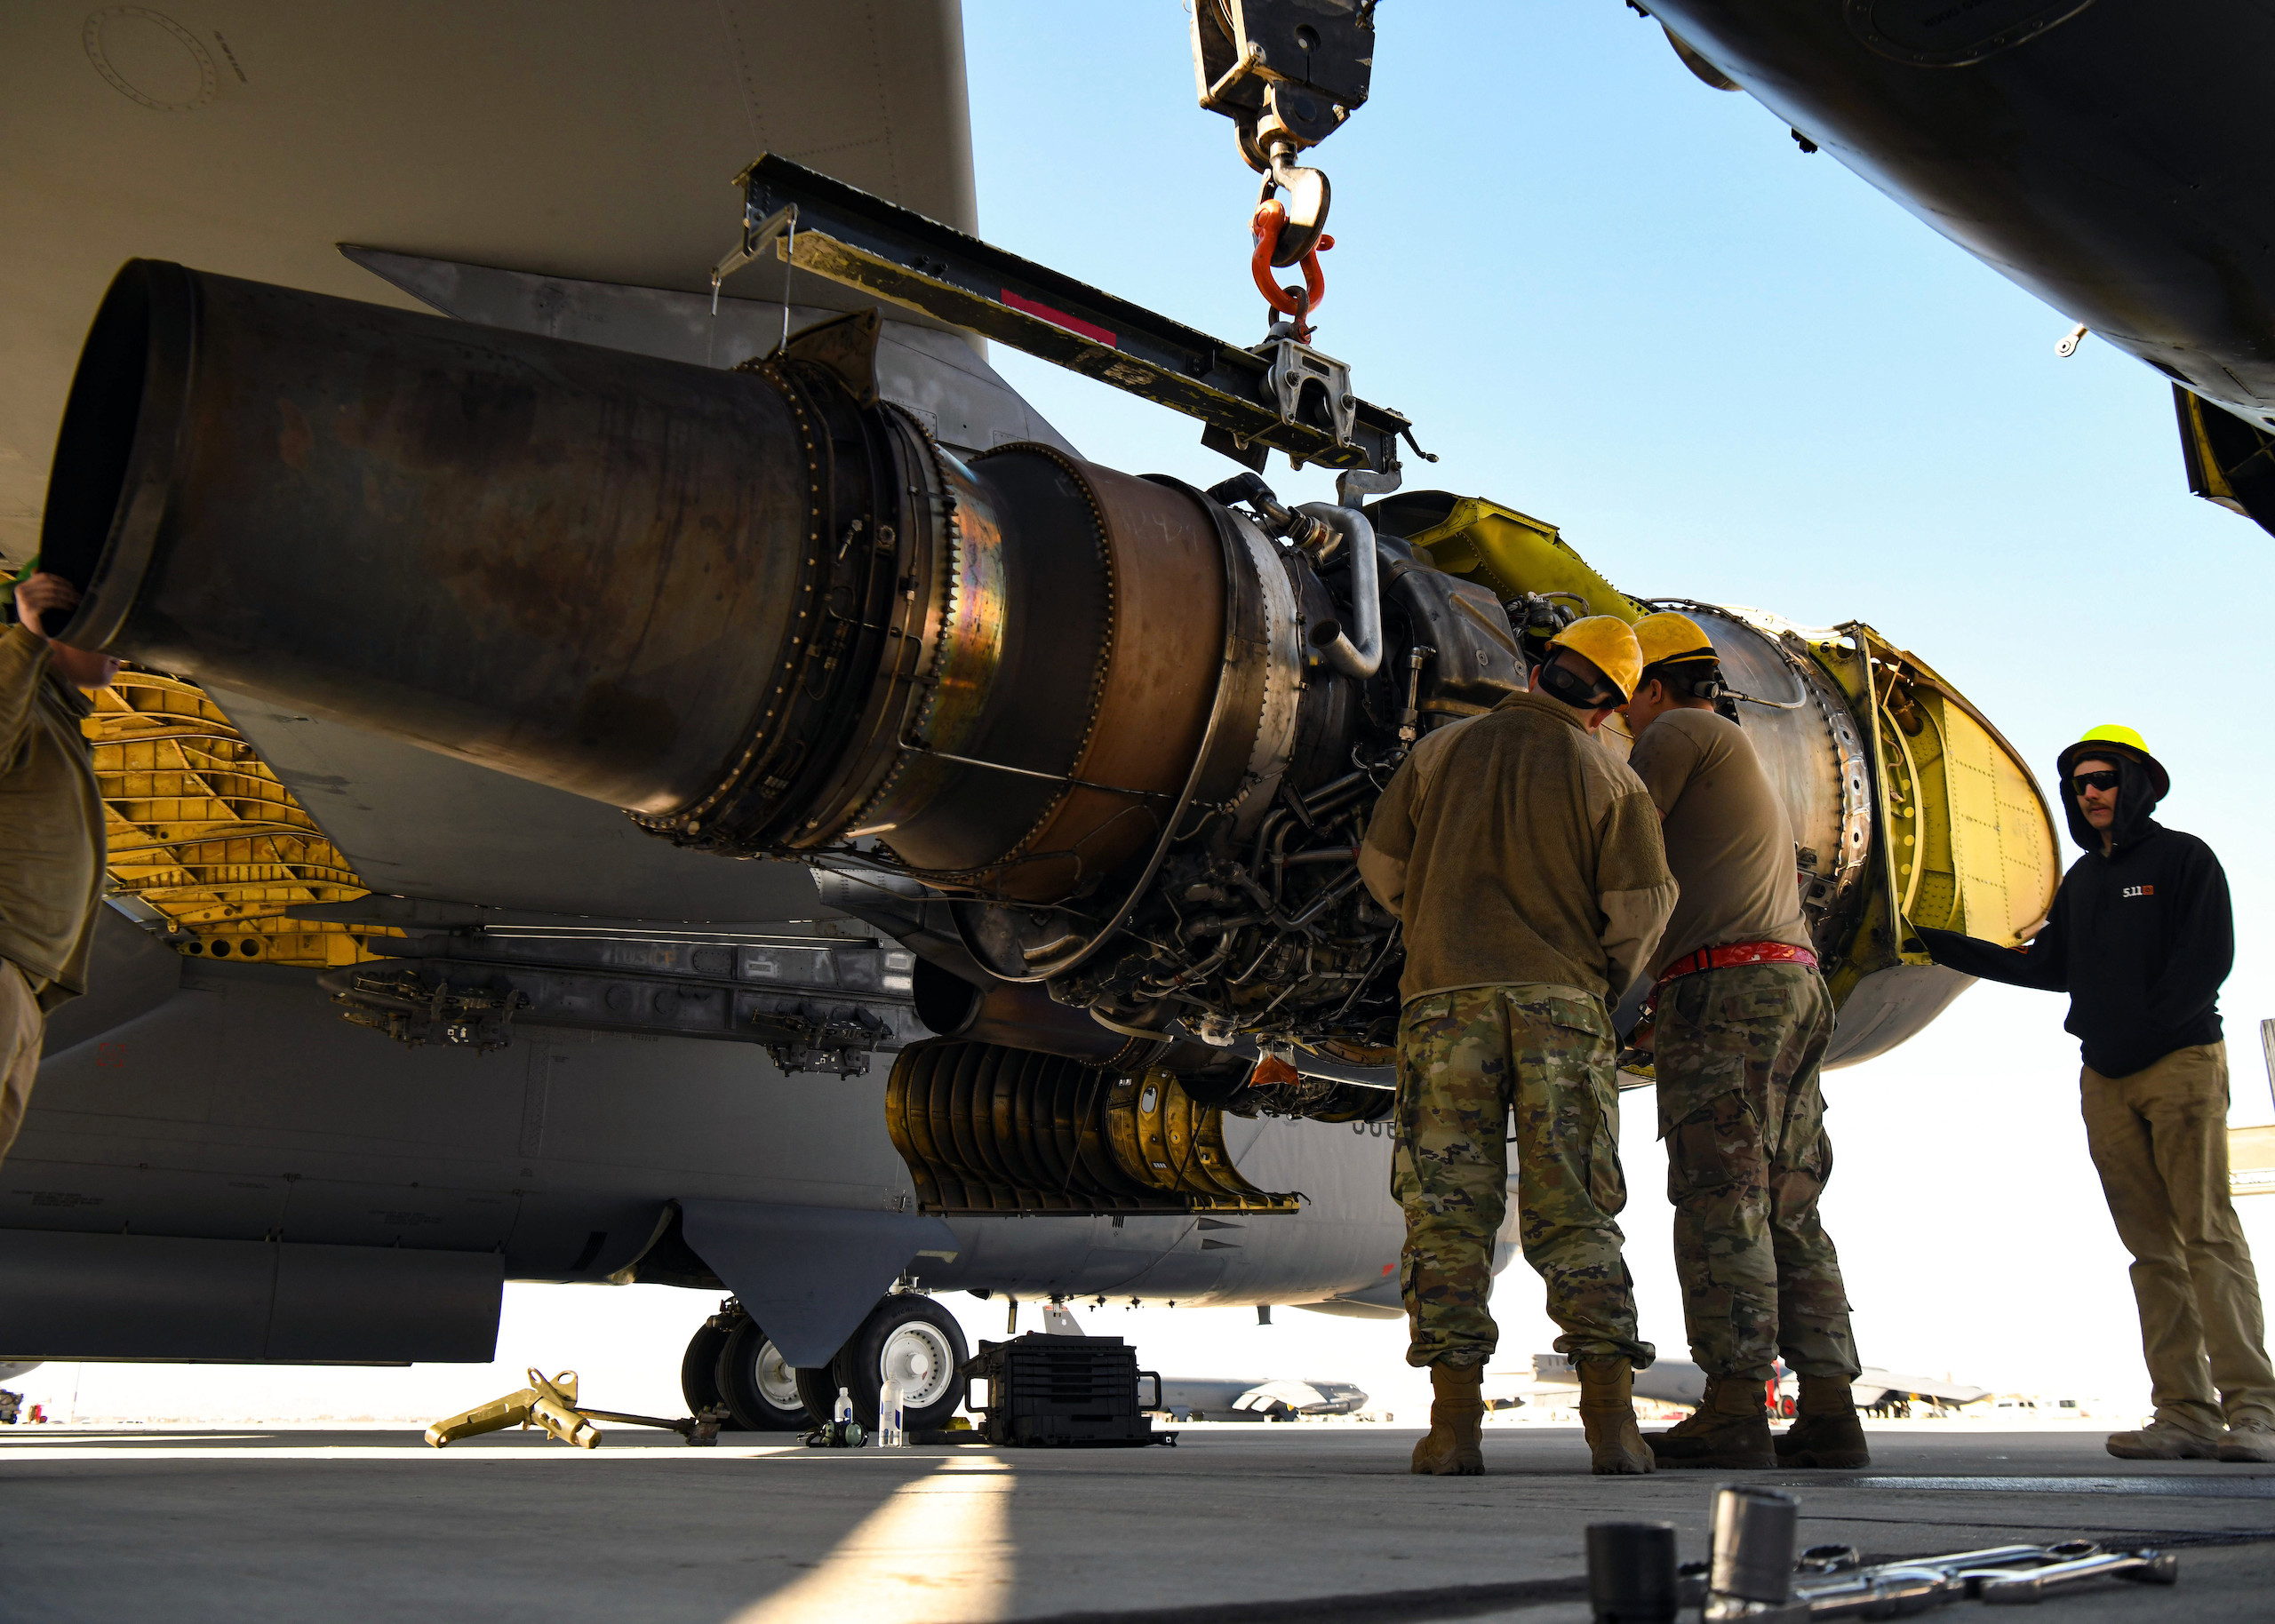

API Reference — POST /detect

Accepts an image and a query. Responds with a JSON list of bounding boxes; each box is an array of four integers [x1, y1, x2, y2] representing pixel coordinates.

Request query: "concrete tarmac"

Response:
[[3, 1424, 2270, 1621]]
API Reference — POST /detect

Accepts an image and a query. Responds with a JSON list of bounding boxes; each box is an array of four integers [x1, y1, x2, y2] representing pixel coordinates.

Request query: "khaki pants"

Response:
[[0, 959, 43, 1163], [2082, 1041, 2275, 1434]]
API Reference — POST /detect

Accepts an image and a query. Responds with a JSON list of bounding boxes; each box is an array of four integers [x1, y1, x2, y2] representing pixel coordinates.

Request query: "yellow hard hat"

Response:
[[1632, 610, 1714, 668], [1545, 615, 1644, 700], [2059, 724, 2168, 799]]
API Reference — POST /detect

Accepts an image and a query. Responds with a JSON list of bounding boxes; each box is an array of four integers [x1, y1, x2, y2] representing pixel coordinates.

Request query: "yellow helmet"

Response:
[[1544, 615, 1644, 700], [2059, 724, 2167, 800], [1632, 610, 1714, 669]]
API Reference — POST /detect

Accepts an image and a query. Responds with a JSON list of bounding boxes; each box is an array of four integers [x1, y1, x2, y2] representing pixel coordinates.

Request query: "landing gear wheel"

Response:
[[833, 1294, 970, 1434], [714, 1317, 813, 1431], [794, 1365, 847, 1429], [681, 1321, 736, 1425]]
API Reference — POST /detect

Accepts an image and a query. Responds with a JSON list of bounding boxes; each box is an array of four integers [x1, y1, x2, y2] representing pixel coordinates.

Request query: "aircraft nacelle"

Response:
[[40, 260, 2059, 1174]]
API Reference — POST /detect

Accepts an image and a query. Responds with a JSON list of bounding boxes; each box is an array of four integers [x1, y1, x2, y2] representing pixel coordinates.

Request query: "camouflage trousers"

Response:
[[1393, 983, 1653, 1372], [1654, 960, 1858, 1383]]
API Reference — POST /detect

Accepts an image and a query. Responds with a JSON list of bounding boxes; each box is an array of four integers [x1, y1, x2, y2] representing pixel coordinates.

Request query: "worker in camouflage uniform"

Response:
[[1361, 616, 1676, 1476], [1620, 613, 1865, 1469]]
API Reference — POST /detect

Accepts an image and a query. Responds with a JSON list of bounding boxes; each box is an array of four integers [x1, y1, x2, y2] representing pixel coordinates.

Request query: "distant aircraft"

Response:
[[1534, 1353, 1988, 1413], [1155, 1377, 1370, 1422], [1032, 1304, 1365, 1421], [1481, 1373, 1530, 1413]]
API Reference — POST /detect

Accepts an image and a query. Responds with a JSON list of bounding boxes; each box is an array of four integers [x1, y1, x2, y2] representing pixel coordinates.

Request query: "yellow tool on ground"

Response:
[[528, 1370, 600, 1448], [426, 1370, 723, 1449], [425, 1369, 589, 1448]]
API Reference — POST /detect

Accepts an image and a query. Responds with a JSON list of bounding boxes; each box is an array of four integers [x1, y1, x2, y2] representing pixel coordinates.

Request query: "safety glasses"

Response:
[[2071, 769, 2120, 795], [1538, 657, 1621, 711]]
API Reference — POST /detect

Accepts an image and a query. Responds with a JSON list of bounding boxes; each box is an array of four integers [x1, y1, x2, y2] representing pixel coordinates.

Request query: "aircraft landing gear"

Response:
[[683, 1293, 970, 1432], [798, 1294, 970, 1434], [683, 1300, 812, 1431]]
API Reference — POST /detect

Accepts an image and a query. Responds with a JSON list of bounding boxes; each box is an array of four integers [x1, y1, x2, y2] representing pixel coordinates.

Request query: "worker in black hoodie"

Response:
[[1917, 726, 2274, 1464]]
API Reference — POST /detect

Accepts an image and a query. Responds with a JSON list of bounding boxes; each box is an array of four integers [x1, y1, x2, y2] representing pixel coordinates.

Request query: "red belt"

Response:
[[1654, 941, 1817, 991]]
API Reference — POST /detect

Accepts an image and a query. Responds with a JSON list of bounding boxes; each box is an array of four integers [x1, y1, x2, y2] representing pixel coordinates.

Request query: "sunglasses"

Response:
[[2071, 769, 2120, 795], [1539, 657, 1622, 710]]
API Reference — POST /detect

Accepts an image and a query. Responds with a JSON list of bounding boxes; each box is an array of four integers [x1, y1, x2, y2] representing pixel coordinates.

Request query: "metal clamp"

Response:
[[710, 201, 798, 311], [1255, 337, 1356, 445]]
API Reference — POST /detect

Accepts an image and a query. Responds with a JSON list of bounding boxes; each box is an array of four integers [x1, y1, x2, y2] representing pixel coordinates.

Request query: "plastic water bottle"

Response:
[[834, 1386, 854, 1426], [879, 1377, 906, 1447]]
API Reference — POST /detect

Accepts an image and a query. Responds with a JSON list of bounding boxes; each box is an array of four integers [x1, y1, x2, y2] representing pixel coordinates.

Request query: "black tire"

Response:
[[832, 1294, 970, 1434], [682, 1321, 737, 1424], [714, 1317, 816, 1431], [794, 1364, 848, 1429]]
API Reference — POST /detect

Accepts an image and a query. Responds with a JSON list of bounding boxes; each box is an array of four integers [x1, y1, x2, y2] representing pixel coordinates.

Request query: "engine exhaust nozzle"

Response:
[[39, 261, 1263, 923]]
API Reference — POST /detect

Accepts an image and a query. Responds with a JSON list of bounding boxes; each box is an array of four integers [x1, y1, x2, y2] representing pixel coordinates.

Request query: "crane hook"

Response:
[[1251, 199, 1331, 340]]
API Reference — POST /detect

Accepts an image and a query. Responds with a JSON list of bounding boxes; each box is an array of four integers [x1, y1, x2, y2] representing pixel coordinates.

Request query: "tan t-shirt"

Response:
[[1624, 706, 1811, 976], [1359, 687, 1676, 1005]]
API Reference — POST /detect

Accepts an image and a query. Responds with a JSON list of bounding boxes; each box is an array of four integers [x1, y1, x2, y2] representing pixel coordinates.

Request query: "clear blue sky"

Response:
[[23, 3, 2270, 1426]]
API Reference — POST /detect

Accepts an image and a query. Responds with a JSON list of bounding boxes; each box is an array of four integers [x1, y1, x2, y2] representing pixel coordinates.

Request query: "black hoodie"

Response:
[[1915, 747, 2231, 1079]]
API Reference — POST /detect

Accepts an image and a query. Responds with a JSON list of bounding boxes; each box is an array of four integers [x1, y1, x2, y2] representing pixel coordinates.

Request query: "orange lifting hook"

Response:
[[1250, 199, 1331, 339]]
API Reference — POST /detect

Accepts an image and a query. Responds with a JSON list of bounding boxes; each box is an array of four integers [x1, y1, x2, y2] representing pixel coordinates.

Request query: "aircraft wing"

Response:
[[1535, 1351, 1711, 1408], [1855, 1367, 1992, 1407], [1642, 2, 2275, 534], [1541, 1351, 1991, 1410], [1233, 1380, 1330, 1413]]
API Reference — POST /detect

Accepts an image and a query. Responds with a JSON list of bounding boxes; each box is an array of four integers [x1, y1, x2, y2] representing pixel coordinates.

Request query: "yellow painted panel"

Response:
[[85, 671, 392, 968], [1404, 497, 1644, 623], [1928, 696, 2059, 947]]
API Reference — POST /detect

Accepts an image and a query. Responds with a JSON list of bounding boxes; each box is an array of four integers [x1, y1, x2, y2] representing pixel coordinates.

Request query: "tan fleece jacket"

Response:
[[1360, 686, 1676, 1006], [0, 625, 106, 1007]]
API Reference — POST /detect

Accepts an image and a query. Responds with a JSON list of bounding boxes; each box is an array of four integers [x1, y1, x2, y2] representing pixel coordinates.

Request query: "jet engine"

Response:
[[39, 261, 2059, 1138]]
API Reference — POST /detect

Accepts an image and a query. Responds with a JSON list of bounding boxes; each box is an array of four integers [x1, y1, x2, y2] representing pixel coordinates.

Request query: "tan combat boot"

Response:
[[1576, 1357, 1654, 1475], [2106, 1419, 2220, 1461], [2217, 1420, 2275, 1463], [1410, 1363, 1485, 1476], [1776, 1373, 1871, 1469], [1645, 1373, 1774, 1469]]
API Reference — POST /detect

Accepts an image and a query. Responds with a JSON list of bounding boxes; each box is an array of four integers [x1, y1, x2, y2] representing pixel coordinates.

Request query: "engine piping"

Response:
[[1297, 502, 1383, 679]]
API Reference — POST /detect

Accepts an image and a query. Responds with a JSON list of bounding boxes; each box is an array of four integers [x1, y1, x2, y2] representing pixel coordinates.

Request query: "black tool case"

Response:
[[962, 1333, 1173, 1447]]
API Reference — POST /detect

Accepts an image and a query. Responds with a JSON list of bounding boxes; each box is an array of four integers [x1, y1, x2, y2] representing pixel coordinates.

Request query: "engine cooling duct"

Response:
[[42, 260, 1290, 980]]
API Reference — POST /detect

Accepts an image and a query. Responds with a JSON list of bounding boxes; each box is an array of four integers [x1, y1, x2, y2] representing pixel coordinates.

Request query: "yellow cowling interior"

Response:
[[86, 670, 391, 967], [1396, 495, 1646, 624], [1809, 625, 2059, 1005]]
